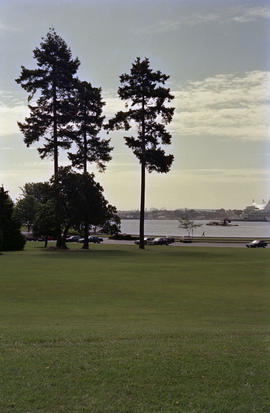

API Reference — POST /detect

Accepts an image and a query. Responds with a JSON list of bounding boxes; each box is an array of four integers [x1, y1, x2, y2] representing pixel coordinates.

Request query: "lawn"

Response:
[[0, 243, 269, 412]]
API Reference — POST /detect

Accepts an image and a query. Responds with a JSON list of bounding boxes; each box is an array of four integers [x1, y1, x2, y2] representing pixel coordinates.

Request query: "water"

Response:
[[120, 219, 270, 238]]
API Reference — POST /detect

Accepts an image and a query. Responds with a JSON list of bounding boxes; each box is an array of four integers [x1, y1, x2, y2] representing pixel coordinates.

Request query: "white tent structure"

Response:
[[264, 199, 270, 212]]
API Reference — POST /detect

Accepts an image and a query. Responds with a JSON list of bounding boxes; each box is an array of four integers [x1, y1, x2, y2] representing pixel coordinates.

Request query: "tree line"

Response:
[[1, 28, 174, 251]]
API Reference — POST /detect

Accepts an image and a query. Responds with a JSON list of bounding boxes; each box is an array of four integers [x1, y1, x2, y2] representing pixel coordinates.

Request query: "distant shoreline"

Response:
[[120, 218, 270, 223]]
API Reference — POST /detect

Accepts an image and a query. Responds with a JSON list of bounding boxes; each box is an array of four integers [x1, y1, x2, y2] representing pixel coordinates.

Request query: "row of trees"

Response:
[[14, 28, 174, 249]]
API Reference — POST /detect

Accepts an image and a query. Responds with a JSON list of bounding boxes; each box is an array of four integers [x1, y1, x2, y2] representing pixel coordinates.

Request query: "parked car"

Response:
[[148, 237, 169, 245], [181, 236, 192, 243], [166, 237, 175, 244], [246, 240, 267, 248], [89, 236, 103, 243], [79, 236, 103, 243], [66, 235, 81, 242], [134, 237, 154, 245]]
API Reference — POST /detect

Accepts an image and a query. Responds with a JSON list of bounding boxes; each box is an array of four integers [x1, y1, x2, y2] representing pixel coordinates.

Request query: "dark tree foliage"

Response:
[[51, 168, 118, 249], [14, 195, 40, 232], [33, 200, 58, 248], [16, 28, 80, 178], [0, 187, 25, 251], [22, 182, 51, 204], [101, 210, 121, 237], [0, 228, 3, 252], [18, 182, 55, 246], [68, 80, 112, 173], [106, 57, 174, 249], [20, 173, 118, 249]]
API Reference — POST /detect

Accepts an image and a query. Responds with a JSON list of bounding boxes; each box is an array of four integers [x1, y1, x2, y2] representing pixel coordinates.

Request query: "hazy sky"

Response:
[[1, 0, 270, 210]]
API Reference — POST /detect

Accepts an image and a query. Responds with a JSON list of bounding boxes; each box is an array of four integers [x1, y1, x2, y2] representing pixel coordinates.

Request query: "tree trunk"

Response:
[[52, 76, 62, 249], [44, 235, 48, 248], [60, 226, 69, 249], [139, 161, 146, 249], [53, 77, 58, 179], [82, 220, 89, 249], [139, 96, 146, 250], [83, 100, 87, 174], [56, 232, 62, 248], [81, 95, 89, 249]]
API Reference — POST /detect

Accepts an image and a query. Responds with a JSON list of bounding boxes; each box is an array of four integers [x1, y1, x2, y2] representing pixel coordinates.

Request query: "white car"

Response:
[[148, 237, 169, 245], [134, 237, 154, 245]]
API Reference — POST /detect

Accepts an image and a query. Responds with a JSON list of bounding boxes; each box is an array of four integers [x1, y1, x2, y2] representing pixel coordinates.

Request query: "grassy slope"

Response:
[[0, 244, 269, 412]]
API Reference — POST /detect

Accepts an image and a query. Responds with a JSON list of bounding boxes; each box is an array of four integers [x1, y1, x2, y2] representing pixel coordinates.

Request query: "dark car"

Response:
[[246, 240, 267, 248], [89, 236, 103, 243], [166, 237, 175, 244]]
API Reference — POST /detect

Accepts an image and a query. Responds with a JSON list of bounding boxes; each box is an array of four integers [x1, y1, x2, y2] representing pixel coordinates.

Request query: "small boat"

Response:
[[206, 219, 238, 226]]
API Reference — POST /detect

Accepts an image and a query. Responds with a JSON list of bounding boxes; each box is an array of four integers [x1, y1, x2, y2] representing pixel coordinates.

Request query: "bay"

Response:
[[120, 219, 270, 238]]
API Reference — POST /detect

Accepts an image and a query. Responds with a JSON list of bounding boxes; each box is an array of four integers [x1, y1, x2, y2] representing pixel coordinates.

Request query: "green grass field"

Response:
[[1, 243, 269, 412]]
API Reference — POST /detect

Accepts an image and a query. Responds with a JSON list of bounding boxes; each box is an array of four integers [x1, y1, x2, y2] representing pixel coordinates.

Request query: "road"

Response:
[[102, 239, 251, 248]]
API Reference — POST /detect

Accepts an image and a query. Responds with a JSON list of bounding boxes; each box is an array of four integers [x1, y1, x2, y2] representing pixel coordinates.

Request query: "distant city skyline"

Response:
[[1, 0, 270, 209], [120, 199, 269, 212]]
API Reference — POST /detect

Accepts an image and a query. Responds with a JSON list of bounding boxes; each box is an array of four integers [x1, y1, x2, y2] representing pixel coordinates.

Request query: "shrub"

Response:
[[109, 233, 135, 240]]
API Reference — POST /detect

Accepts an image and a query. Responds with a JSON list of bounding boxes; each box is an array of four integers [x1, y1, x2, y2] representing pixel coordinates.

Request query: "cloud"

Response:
[[136, 5, 270, 34], [178, 168, 270, 182], [103, 91, 126, 117], [171, 71, 270, 141], [0, 89, 128, 139], [232, 6, 270, 23], [0, 22, 19, 32], [137, 13, 219, 34], [0, 91, 125, 139], [3, 70, 269, 143], [0, 91, 25, 107], [0, 96, 29, 137]]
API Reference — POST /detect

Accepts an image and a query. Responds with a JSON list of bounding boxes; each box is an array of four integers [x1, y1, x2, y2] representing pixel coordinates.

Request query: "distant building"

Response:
[[264, 199, 270, 212], [241, 199, 270, 221]]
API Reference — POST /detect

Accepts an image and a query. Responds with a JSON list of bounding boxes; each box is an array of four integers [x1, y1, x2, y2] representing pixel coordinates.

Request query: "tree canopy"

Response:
[[106, 57, 174, 173], [25, 169, 119, 249], [53, 168, 117, 248], [14, 195, 40, 232]]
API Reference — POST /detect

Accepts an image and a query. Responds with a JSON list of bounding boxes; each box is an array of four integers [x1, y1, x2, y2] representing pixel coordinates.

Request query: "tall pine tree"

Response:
[[106, 58, 174, 249], [16, 28, 80, 247], [68, 80, 112, 174], [68, 80, 113, 249], [16, 28, 80, 178]]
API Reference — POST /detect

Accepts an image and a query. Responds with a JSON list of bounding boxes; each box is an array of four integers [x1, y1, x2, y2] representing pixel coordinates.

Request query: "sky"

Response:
[[1, 0, 270, 210]]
